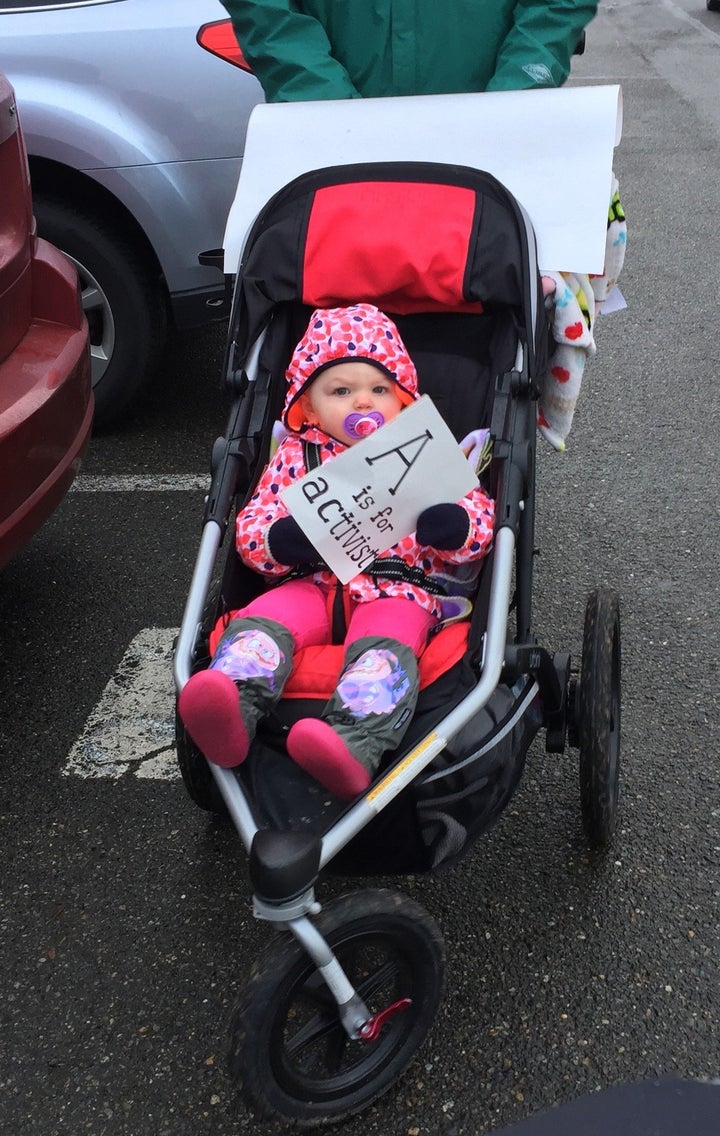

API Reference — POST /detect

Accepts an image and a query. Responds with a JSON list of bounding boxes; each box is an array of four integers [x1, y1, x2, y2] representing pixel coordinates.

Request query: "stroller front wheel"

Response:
[[577, 588, 622, 848], [228, 887, 445, 1126]]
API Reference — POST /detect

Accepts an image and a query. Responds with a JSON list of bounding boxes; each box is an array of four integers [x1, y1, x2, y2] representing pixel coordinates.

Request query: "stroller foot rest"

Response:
[[250, 830, 322, 903]]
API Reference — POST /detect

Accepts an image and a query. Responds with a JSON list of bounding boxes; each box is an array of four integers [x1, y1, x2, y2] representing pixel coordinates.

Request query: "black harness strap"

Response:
[[365, 557, 447, 596], [302, 439, 322, 471]]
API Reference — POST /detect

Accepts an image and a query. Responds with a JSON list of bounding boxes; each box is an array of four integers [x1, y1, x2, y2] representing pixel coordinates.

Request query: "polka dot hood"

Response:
[[283, 303, 418, 431]]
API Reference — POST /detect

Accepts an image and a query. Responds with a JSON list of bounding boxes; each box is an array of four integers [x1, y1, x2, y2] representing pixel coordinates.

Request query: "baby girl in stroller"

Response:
[[178, 302, 495, 799]]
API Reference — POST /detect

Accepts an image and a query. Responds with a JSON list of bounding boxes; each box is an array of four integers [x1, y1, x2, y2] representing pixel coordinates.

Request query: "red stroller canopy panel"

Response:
[[230, 163, 548, 385], [302, 181, 484, 315]]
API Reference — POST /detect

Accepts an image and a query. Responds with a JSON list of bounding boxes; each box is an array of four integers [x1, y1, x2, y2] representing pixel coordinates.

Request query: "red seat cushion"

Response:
[[282, 622, 470, 699]]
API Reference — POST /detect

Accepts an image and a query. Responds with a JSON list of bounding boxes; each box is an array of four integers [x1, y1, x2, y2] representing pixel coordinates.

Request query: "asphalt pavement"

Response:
[[1, 2, 719, 1134]]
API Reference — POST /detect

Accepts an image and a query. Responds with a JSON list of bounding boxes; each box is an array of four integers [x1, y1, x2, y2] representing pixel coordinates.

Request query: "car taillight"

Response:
[[197, 20, 253, 73]]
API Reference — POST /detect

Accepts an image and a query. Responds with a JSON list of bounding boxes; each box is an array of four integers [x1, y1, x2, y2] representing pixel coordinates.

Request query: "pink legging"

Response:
[[233, 579, 436, 657]]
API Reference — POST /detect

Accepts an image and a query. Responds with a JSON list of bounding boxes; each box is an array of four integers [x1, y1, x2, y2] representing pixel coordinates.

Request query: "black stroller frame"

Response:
[[174, 162, 621, 1126]]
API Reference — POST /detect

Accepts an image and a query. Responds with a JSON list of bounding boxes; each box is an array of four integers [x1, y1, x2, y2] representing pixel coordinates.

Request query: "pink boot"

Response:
[[178, 670, 250, 768], [286, 719, 371, 800]]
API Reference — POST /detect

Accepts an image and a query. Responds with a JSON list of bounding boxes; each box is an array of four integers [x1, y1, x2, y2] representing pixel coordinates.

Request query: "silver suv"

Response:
[[1, 0, 262, 426]]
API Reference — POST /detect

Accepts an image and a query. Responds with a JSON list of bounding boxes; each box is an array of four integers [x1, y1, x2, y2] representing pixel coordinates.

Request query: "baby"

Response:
[[179, 303, 495, 798]]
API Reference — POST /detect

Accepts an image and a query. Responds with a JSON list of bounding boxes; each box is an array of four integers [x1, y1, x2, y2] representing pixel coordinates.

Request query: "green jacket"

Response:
[[221, 0, 598, 102]]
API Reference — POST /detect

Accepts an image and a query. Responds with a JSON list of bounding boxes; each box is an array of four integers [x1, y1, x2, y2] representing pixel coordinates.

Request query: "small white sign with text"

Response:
[[282, 396, 478, 584]]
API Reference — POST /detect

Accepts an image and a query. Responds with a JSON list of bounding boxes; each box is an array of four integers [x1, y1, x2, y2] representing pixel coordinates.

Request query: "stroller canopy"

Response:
[[230, 161, 547, 379]]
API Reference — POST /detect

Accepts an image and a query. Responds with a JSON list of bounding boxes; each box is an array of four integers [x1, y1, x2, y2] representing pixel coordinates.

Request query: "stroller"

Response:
[[173, 160, 622, 1127]]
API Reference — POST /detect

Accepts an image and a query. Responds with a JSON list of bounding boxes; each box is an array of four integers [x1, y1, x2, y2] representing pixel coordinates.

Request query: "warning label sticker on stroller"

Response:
[[282, 396, 478, 584]]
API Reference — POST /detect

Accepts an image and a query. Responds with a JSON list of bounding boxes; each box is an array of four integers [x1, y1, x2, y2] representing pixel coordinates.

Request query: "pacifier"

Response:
[[344, 411, 385, 439]]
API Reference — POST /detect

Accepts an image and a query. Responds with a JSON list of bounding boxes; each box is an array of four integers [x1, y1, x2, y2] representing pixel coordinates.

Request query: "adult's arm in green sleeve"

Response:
[[221, 0, 362, 102], [486, 0, 599, 92]]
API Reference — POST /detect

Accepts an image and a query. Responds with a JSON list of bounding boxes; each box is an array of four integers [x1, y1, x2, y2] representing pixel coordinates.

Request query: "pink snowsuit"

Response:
[[235, 303, 495, 624]]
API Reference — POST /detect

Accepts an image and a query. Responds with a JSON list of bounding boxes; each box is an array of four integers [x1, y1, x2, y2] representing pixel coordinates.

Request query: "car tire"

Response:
[[33, 195, 168, 429], [708, 0, 720, 10]]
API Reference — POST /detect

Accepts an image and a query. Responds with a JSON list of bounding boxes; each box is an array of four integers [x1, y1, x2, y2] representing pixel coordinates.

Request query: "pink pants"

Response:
[[234, 579, 436, 657]]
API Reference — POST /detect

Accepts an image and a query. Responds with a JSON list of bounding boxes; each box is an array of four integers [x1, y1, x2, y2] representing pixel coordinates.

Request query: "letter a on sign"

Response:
[[365, 431, 433, 495]]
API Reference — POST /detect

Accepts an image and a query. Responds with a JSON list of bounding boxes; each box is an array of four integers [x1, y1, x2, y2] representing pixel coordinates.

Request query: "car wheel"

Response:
[[33, 195, 168, 429], [708, 0, 720, 10]]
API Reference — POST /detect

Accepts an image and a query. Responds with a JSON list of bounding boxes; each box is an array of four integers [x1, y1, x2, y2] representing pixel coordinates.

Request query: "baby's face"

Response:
[[300, 361, 404, 445]]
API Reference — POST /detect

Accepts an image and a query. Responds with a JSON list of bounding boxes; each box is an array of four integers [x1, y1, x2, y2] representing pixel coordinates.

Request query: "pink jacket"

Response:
[[235, 304, 495, 619]]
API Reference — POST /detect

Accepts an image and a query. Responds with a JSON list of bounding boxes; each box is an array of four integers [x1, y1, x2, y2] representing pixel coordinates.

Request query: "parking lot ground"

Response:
[[2, 3, 720, 1134]]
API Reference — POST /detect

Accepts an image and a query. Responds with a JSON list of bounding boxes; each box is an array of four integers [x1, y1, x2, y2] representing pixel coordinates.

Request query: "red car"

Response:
[[0, 73, 92, 569]]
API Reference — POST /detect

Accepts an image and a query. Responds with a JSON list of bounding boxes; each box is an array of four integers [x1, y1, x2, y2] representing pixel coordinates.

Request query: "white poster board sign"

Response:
[[224, 84, 622, 276], [282, 397, 478, 584]]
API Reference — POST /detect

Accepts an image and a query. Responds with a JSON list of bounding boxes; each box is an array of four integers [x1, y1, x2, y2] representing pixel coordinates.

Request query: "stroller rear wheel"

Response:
[[174, 583, 229, 817], [175, 703, 228, 817], [228, 888, 445, 1126], [577, 588, 621, 848]]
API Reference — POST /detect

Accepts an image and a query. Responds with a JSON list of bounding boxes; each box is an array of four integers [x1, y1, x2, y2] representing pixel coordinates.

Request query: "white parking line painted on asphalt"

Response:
[[71, 474, 208, 492], [64, 627, 181, 780]]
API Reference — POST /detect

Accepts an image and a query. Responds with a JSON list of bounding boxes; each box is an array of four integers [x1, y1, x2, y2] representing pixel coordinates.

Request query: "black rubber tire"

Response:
[[175, 583, 228, 817], [578, 588, 621, 848], [175, 705, 228, 817], [33, 195, 167, 428], [708, 0, 720, 13], [228, 889, 445, 1127]]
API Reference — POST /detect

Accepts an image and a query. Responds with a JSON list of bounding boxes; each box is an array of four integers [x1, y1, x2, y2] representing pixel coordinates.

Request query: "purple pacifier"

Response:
[[344, 411, 385, 439]]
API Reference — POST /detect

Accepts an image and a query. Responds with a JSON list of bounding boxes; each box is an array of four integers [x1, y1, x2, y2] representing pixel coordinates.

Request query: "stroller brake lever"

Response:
[[359, 998, 413, 1042]]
